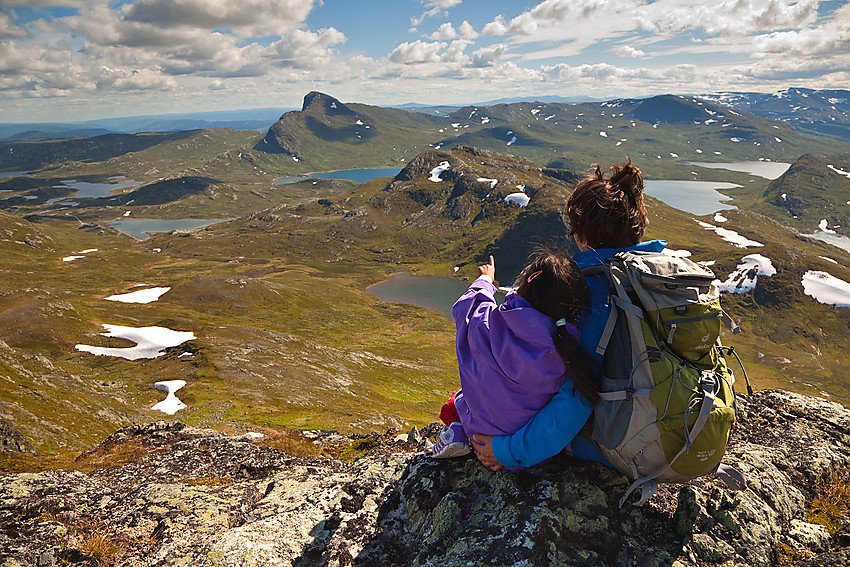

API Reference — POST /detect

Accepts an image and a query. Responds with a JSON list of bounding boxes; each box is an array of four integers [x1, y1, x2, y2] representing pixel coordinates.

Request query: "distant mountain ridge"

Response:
[[0, 108, 292, 142], [249, 91, 844, 179], [4, 87, 847, 147], [698, 87, 850, 142], [0, 131, 201, 171], [257, 91, 447, 165]]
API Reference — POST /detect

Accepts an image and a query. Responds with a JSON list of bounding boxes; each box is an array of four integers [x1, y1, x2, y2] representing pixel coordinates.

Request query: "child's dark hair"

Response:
[[514, 250, 600, 404], [567, 159, 648, 250]]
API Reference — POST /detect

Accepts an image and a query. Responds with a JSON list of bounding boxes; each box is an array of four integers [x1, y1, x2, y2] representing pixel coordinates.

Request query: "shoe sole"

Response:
[[431, 443, 472, 459]]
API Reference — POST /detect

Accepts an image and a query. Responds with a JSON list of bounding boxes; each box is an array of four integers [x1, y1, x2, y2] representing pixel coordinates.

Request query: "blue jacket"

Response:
[[491, 240, 668, 468], [454, 277, 569, 439]]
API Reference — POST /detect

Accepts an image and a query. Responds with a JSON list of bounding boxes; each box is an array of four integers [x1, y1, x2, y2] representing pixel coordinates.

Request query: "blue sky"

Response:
[[0, 0, 848, 122]]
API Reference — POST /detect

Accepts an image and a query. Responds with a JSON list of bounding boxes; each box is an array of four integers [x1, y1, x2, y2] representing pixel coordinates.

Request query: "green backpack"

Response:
[[583, 250, 749, 507]]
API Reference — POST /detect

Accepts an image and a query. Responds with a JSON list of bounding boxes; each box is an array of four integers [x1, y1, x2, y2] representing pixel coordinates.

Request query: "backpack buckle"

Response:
[[647, 348, 663, 363]]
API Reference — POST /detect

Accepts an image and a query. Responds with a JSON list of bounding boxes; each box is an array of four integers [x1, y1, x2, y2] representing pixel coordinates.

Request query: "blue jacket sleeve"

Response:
[[491, 379, 593, 468]]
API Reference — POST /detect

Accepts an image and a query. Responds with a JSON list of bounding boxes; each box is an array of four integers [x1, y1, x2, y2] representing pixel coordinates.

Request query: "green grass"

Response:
[[1, 108, 850, 464], [808, 466, 850, 536], [0, 206, 464, 460], [338, 438, 377, 462]]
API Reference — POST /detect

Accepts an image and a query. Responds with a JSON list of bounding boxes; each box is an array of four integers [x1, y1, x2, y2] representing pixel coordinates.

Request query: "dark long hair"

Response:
[[514, 250, 600, 404], [567, 159, 648, 250]]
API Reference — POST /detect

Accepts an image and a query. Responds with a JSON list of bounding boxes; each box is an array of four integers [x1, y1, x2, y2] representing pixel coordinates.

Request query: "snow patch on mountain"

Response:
[[802, 271, 850, 307], [718, 254, 776, 294]]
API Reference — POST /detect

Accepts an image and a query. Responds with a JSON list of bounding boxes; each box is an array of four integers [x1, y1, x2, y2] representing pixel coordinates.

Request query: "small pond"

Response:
[[643, 179, 739, 216], [803, 231, 850, 254], [367, 273, 474, 321], [686, 161, 792, 179], [0, 171, 29, 181], [107, 218, 230, 240], [55, 178, 142, 199], [275, 167, 402, 185]]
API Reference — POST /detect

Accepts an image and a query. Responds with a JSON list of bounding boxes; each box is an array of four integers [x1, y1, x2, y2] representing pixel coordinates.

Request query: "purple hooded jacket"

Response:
[[453, 276, 568, 438]]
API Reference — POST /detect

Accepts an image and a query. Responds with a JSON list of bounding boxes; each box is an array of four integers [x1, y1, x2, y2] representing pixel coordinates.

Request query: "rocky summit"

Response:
[[1, 389, 848, 567]]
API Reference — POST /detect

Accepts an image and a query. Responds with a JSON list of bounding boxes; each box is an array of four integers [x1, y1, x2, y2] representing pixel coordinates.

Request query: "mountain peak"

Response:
[[634, 94, 706, 124], [301, 91, 352, 115]]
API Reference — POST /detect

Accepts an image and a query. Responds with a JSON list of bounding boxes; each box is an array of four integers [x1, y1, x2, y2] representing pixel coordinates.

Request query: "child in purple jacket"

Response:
[[432, 251, 598, 463]]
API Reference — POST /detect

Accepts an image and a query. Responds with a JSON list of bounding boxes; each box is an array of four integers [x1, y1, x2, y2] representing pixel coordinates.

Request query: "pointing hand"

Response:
[[478, 255, 496, 280]]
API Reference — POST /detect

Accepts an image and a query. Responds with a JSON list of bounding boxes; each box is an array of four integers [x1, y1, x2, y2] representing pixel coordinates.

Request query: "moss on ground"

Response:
[[808, 466, 850, 537]]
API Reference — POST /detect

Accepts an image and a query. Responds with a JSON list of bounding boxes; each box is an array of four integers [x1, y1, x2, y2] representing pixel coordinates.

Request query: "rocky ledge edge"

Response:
[[1, 389, 849, 567]]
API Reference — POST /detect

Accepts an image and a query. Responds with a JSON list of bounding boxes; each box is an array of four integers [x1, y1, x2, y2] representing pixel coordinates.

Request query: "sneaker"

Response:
[[431, 422, 471, 458]]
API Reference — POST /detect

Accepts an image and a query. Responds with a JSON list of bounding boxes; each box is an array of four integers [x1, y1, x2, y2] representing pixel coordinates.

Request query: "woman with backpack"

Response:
[[472, 159, 668, 470]]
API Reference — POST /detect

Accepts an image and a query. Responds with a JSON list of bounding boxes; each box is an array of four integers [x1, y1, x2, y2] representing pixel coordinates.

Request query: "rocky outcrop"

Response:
[[1, 390, 848, 566], [0, 210, 55, 251], [0, 418, 38, 456]]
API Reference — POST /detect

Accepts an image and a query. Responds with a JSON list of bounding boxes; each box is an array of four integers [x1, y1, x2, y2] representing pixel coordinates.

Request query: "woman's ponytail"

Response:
[[553, 322, 599, 405]]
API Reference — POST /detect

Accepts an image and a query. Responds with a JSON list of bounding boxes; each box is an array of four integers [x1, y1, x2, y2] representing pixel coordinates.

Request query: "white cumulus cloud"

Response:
[[121, 0, 316, 38], [750, 3, 850, 56], [458, 20, 478, 39], [429, 22, 458, 40], [615, 45, 644, 57], [412, 0, 462, 27], [471, 43, 508, 67], [0, 12, 26, 39], [389, 40, 446, 64], [641, 0, 820, 36]]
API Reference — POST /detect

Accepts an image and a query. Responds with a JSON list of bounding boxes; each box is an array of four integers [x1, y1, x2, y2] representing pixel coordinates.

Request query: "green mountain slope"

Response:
[[255, 91, 447, 170], [152, 145, 850, 403], [0, 210, 190, 457], [754, 153, 850, 234], [1, 144, 849, 469], [0, 203, 465, 464]]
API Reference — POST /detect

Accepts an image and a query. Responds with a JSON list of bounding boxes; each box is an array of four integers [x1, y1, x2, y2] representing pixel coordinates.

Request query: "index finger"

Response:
[[489, 255, 495, 267]]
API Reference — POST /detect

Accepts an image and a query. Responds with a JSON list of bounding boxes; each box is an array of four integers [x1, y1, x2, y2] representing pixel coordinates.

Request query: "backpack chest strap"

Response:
[[598, 388, 651, 401]]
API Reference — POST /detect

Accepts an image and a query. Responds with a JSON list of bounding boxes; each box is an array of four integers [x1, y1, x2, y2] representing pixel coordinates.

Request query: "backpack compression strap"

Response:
[[618, 371, 719, 507]]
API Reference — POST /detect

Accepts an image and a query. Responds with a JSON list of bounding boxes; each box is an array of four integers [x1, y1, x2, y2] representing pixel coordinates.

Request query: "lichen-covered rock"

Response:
[[0, 390, 848, 566], [0, 421, 422, 567], [358, 454, 682, 566], [359, 390, 850, 567], [788, 519, 831, 553]]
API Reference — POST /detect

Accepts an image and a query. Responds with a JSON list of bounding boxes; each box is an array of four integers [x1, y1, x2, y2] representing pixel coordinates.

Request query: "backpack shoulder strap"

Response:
[[581, 264, 616, 356], [581, 262, 644, 357]]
